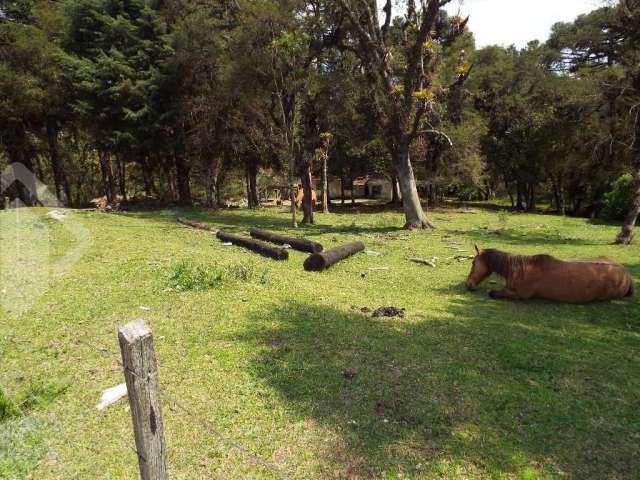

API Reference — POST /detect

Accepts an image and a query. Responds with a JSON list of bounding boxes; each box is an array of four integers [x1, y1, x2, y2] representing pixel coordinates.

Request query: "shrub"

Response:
[[225, 263, 255, 282], [0, 389, 19, 421], [169, 260, 223, 291], [603, 173, 637, 221], [456, 185, 480, 201], [168, 260, 262, 291], [0, 383, 67, 421]]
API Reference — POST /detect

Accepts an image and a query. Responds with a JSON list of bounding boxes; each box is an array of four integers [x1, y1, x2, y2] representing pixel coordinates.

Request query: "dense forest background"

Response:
[[0, 0, 639, 236]]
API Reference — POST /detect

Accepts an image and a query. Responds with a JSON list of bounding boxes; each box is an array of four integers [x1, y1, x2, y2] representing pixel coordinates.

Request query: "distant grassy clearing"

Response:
[[0, 206, 638, 479]]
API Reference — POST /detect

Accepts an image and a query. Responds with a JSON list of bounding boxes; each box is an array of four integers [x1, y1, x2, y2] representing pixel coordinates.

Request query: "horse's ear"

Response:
[[474, 244, 480, 255]]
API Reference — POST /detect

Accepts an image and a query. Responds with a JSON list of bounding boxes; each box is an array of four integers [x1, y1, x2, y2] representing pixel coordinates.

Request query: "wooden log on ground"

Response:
[[216, 230, 289, 260], [250, 228, 323, 253], [177, 217, 217, 232], [303, 241, 365, 272]]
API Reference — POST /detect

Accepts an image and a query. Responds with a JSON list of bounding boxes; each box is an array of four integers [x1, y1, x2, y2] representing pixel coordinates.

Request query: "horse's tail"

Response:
[[626, 278, 635, 297]]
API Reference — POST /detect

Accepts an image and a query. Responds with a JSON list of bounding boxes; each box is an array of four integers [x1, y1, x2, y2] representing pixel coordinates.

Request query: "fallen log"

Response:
[[177, 217, 217, 232], [303, 241, 365, 272], [250, 228, 323, 253], [216, 230, 289, 261]]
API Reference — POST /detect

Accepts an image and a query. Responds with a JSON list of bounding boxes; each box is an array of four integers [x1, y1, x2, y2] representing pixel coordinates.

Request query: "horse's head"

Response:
[[466, 245, 491, 291]]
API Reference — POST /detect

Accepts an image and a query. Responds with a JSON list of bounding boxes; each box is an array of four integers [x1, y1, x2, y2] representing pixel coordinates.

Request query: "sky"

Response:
[[443, 0, 607, 48]]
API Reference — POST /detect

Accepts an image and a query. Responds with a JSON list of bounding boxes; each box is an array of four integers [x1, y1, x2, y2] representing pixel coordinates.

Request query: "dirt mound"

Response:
[[372, 306, 405, 318]]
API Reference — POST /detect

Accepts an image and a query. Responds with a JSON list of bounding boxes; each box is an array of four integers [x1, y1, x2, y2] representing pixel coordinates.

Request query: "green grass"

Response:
[[0, 205, 639, 479]]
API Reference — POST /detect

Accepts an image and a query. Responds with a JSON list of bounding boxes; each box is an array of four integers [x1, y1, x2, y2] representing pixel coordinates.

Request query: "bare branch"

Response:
[[335, 0, 394, 94], [403, 0, 441, 106], [421, 129, 454, 147], [381, 0, 392, 42], [356, 0, 383, 44], [336, 0, 377, 51]]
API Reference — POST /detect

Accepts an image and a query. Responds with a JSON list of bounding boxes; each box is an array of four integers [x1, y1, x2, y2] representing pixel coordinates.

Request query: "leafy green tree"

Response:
[[0, 0, 69, 204], [327, 0, 468, 228], [64, 0, 175, 203]]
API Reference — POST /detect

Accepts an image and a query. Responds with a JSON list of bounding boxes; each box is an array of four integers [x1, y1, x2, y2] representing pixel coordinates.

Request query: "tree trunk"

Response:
[[516, 181, 524, 211], [245, 164, 252, 209], [340, 175, 345, 205], [551, 175, 566, 216], [527, 183, 536, 211], [394, 146, 435, 229], [46, 117, 67, 204], [99, 151, 117, 204], [205, 159, 219, 208], [558, 174, 566, 216], [505, 177, 514, 209], [141, 157, 155, 197], [522, 183, 530, 211], [173, 153, 191, 206], [300, 162, 314, 224], [117, 155, 127, 201], [164, 162, 176, 201], [428, 184, 437, 206], [616, 168, 640, 245], [289, 185, 298, 228], [350, 175, 355, 206], [33, 155, 45, 181], [321, 154, 329, 213], [390, 175, 401, 206], [247, 159, 259, 209], [289, 150, 297, 229], [551, 176, 560, 213], [216, 168, 226, 207]]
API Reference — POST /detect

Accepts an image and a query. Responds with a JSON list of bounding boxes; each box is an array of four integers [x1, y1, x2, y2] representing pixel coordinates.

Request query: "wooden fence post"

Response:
[[118, 320, 168, 480]]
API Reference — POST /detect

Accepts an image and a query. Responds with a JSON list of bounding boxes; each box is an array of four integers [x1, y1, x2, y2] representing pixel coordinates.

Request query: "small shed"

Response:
[[365, 176, 394, 201]]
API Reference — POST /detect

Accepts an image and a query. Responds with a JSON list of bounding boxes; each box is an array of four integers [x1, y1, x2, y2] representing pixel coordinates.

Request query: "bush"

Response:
[[603, 173, 637, 221], [168, 260, 223, 291], [168, 260, 264, 291], [225, 263, 255, 282], [456, 185, 480, 201], [0, 389, 19, 421]]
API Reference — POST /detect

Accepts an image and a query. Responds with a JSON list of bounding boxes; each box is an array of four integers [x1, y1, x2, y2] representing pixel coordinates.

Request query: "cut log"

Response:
[[216, 230, 289, 260], [250, 228, 323, 253], [177, 217, 217, 232], [303, 241, 365, 272]]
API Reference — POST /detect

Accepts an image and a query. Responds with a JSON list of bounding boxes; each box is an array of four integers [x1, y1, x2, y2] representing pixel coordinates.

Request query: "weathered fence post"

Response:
[[118, 320, 168, 480]]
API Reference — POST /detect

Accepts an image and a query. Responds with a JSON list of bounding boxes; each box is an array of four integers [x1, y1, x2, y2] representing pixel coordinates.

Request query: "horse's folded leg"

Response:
[[489, 288, 520, 300]]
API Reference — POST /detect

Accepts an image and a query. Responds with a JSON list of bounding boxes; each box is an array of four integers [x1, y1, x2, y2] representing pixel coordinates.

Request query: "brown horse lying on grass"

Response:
[[467, 246, 635, 303]]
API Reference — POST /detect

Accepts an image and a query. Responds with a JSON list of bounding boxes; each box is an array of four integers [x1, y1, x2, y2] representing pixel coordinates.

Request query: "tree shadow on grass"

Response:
[[123, 209, 404, 237], [236, 300, 640, 479], [446, 226, 603, 247]]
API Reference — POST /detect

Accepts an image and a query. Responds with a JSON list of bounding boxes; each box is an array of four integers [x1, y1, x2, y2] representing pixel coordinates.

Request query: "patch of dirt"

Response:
[[372, 306, 405, 318], [351, 306, 371, 314], [342, 369, 357, 381], [375, 401, 388, 416]]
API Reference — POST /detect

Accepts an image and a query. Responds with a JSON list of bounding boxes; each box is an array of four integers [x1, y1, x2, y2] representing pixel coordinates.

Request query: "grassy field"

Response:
[[1, 205, 639, 479]]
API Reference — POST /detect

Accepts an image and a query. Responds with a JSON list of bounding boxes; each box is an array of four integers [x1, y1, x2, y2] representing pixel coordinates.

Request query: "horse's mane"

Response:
[[482, 249, 555, 278]]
